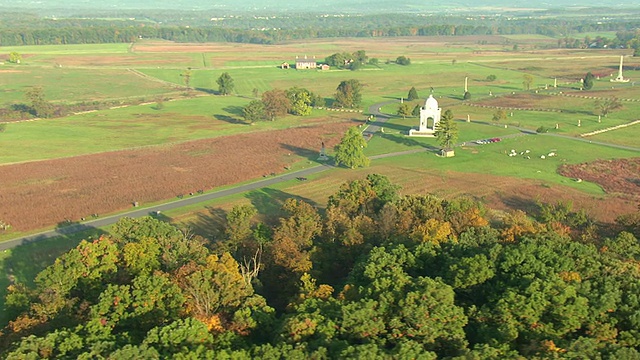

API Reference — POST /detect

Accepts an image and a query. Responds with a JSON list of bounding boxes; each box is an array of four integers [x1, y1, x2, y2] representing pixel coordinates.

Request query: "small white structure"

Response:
[[611, 55, 630, 83], [409, 95, 441, 137]]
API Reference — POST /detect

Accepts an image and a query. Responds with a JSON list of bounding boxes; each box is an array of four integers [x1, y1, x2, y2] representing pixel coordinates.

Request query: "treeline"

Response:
[[3, 18, 640, 46], [2, 174, 640, 358]]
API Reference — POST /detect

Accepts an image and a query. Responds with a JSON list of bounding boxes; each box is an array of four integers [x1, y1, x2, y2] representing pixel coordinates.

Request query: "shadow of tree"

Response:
[[280, 143, 320, 162], [223, 106, 244, 117], [377, 133, 439, 151], [195, 87, 218, 95], [498, 194, 542, 217], [214, 114, 243, 124], [185, 206, 227, 241], [245, 188, 317, 224]]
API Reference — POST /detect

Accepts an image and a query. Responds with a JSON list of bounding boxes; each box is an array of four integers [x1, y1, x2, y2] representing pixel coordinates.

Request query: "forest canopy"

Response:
[[2, 174, 640, 358]]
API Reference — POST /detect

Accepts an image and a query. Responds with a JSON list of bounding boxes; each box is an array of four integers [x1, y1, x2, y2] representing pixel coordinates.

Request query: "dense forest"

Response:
[[2, 9, 640, 47], [2, 174, 640, 358]]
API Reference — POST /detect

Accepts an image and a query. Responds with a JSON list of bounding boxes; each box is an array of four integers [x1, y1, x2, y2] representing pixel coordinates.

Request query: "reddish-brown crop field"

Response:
[[558, 158, 640, 200], [0, 120, 355, 231]]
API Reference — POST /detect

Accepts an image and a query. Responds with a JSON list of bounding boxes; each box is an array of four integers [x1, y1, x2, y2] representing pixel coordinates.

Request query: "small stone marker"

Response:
[[577, 119, 581, 127], [318, 141, 329, 161], [467, 114, 470, 122], [555, 123, 559, 129]]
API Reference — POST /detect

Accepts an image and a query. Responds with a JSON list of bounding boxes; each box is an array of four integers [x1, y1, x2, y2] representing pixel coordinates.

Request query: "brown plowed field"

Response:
[[0, 121, 354, 231], [558, 158, 640, 200]]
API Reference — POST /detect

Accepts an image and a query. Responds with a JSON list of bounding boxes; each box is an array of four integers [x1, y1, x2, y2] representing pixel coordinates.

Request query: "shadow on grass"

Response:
[[246, 188, 317, 224], [214, 114, 244, 124], [498, 194, 542, 217], [195, 87, 218, 95], [185, 206, 227, 241], [0, 227, 106, 327], [280, 143, 319, 162], [377, 133, 440, 151]]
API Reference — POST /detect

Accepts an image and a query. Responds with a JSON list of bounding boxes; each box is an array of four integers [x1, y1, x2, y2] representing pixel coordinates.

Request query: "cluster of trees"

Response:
[[4, 12, 640, 47], [242, 87, 323, 123], [2, 174, 640, 358], [324, 50, 369, 70], [241, 79, 362, 123]]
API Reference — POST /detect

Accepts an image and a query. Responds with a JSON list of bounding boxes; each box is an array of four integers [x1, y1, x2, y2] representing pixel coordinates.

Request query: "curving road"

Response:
[[3, 99, 637, 251]]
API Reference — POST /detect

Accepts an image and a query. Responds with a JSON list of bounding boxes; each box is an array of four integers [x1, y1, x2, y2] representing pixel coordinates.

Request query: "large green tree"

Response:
[[8, 51, 21, 64], [434, 109, 458, 150], [397, 103, 411, 119], [334, 79, 362, 109], [286, 87, 313, 116], [242, 100, 266, 123], [25, 86, 54, 118], [334, 126, 369, 169], [216, 72, 234, 95], [262, 89, 291, 120], [407, 86, 419, 101], [583, 71, 595, 90]]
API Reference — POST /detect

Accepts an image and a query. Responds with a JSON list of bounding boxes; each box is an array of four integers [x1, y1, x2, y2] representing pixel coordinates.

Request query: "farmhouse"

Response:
[[295, 55, 317, 69]]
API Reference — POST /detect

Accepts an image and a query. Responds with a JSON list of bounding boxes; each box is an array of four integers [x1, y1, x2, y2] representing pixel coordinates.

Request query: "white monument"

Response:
[[409, 95, 441, 137], [611, 55, 630, 83]]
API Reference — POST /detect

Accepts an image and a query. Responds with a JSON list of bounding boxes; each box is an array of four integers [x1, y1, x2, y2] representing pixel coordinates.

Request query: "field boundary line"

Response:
[[581, 119, 640, 137], [126, 68, 186, 89]]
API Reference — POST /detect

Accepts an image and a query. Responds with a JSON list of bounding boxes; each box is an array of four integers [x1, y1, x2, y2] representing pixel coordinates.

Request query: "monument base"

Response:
[[318, 154, 329, 161], [408, 129, 435, 137], [611, 77, 630, 83]]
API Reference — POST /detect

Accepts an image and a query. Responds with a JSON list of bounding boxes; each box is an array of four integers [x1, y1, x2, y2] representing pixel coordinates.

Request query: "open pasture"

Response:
[[0, 66, 176, 104], [0, 96, 355, 164]]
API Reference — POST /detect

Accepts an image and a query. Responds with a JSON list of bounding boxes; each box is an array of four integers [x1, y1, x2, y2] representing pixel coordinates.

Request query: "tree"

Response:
[[523, 74, 534, 90], [452, 59, 457, 66], [334, 126, 369, 169], [216, 72, 234, 95], [286, 87, 313, 116], [180, 68, 192, 89], [486, 74, 497, 82], [334, 79, 363, 109], [397, 103, 412, 119], [407, 87, 419, 101], [492, 109, 507, 122], [396, 56, 411, 65], [262, 89, 291, 120], [0, 123, 6, 133], [583, 72, 595, 90], [368, 58, 379, 66], [412, 104, 421, 117], [595, 97, 623, 117], [8, 51, 21, 64], [25, 86, 54, 118], [242, 100, 266, 123], [434, 109, 458, 151]]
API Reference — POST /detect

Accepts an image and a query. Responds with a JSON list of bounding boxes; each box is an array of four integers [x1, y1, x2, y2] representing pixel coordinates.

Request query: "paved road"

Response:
[[0, 102, 402, 252], [4, 99, 637, 251], [0, 164, 337, 252]]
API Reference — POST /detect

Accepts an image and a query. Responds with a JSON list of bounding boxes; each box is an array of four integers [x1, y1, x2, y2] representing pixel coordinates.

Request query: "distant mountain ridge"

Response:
[[2, 0, 640, 12]]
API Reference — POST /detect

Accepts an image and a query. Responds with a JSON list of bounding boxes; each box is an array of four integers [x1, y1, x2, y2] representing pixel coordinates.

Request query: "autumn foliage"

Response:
[[2, 175, 640, 358]]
